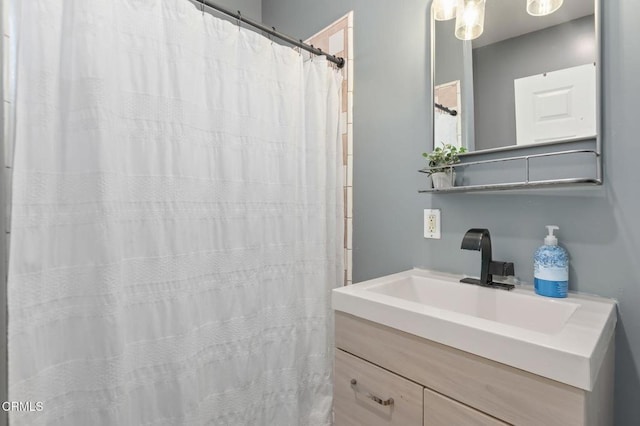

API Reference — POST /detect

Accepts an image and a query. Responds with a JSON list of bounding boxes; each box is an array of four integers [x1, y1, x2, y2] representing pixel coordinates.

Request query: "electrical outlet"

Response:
[[424, 209, 441, 239]]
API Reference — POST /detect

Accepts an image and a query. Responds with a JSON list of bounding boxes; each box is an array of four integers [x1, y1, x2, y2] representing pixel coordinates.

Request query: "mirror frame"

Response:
[[427, 0, 602, 191]]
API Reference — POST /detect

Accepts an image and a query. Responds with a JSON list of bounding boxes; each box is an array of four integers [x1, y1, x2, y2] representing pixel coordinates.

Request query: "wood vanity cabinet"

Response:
[[335, 348, 506, 426], [333, 311, 614, 426]]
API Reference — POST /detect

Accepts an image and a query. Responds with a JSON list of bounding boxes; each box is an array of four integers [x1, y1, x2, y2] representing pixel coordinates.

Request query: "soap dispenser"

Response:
[[534, 226, 569, 298]]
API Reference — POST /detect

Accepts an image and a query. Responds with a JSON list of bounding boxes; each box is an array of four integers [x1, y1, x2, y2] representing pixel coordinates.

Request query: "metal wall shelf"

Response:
[[418, 149, 602, 194], [418, 178, 601, 193]]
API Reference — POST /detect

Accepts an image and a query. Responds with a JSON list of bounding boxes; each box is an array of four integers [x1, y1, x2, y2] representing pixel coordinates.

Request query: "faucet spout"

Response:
[[460, 229, 492, 285], [460, 228, 515, 291], [460, 228, 490, 251]]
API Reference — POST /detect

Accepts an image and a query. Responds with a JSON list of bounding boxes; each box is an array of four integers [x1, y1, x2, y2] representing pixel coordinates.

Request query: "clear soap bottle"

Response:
[[534, 225, 569, 298]]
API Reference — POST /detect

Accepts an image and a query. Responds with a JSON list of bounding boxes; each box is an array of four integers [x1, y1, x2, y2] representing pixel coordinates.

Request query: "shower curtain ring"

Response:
[[237, 11, 242, 30], [200, 0, 205, 15], [271, 27, 276, 45]]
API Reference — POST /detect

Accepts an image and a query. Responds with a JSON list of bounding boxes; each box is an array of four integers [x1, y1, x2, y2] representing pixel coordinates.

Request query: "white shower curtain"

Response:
[[8, 1, 343, 425]]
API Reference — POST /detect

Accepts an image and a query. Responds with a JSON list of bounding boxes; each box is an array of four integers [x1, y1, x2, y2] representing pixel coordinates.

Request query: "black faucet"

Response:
[[460, 228, 515, 291]]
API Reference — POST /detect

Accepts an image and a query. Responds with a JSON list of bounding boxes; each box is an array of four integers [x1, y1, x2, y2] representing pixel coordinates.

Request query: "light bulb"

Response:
[[527, 0, 564, 16], [433, 0, 458, 21], [455, 0, 486, 41]]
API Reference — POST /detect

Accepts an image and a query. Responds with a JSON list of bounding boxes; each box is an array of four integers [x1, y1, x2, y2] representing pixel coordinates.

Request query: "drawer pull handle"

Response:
[[350, 379, 394, 407]]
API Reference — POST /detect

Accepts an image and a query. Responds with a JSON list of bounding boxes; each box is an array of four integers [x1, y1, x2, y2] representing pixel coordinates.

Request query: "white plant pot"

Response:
[[431, 171, 456, 189]]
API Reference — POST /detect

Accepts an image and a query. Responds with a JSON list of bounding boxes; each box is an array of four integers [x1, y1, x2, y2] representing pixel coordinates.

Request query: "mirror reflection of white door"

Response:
[[514, 63, 596, 145]]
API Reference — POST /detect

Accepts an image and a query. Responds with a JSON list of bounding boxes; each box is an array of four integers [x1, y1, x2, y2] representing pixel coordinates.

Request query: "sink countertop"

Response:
[[332, 268, 617, 391]]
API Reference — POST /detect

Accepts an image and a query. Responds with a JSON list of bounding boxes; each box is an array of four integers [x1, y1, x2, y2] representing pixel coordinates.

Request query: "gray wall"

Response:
[[214, 0, 261, 20], [263, 0, 640, 423], [473, 15, 595, 150], [435, 19, 466, 87]]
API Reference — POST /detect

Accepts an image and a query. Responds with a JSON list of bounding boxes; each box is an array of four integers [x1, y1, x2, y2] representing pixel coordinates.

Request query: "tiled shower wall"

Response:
[[305, 12, 354, 285]]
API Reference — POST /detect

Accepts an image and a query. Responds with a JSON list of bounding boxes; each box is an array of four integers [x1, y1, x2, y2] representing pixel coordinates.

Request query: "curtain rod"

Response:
[[198, 0, 345, 68], [435, 103, 458, 116]]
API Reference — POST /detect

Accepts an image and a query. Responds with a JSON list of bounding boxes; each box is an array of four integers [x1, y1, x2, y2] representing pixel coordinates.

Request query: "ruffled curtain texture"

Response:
[[8, 1, 343, 424]]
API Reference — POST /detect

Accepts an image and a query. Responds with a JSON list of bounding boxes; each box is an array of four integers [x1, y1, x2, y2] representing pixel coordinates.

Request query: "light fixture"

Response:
[[433, 0, 458, 21], [455, 0, 486, 41], [526, 0, 564, 17]]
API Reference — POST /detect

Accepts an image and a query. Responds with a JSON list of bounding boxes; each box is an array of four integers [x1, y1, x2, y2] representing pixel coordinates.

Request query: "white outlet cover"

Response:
[[424, 209, 441, 239]]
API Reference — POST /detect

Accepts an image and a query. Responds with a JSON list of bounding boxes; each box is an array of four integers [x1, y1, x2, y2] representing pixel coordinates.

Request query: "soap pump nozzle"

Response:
[[544, 225, 559, 246]]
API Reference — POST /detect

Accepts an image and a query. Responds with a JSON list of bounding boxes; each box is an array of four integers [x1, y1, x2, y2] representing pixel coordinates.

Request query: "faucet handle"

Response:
[[489, 261, 515, 277], [504, 262, 515, 276]]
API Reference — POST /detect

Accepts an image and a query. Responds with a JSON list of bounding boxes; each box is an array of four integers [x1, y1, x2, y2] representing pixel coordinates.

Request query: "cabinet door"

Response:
[[334, 349, 423, 426], [424, 387, 509, 426]]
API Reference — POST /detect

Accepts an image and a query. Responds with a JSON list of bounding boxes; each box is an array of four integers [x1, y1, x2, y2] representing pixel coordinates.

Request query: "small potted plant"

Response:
[[422, 143, 467, 189]]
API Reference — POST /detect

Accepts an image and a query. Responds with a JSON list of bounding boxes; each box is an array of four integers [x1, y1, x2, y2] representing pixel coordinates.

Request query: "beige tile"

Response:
[[347, 155, 353, 187], [320, 40, 331, 55], [313, 34, 330, 54], [306, 14, 347, 49], [344, 218, 348, 248], [329, 30, 345, 55], [346, 187, 353, 218], [343, 165, 347, 188], [347, 59, 354, 92], [343, 187, 348, 217], [328, 20, 348, 38], [347, 92, 353, 124], [342, 80, 348, 112], [342, 134, 348, 165], [347, 249, 353, 281], [340, 59, 348, 79], [344, 26, 348, 53], [346, 218, 353, 248], [347, 124, 353, 156], [347, 27, 354, 59]]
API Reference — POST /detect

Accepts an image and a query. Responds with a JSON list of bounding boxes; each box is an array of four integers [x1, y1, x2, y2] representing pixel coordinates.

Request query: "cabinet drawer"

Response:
[[424, 387, 509, 426], [334, 349, 423, 426]]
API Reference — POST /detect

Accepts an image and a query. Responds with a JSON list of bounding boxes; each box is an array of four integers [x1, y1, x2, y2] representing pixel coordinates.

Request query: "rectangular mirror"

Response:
[[431, 0, 600, 155]]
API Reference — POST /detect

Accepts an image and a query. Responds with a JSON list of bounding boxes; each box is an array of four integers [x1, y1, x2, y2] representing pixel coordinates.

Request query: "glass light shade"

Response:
[[526, 0, 564, 16], [433, 0, 458, 21], [455, 0, 486, 41]]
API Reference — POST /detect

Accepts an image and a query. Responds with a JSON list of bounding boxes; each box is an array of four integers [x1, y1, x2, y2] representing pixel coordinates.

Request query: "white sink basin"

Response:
[[367, 274, 579, 334], [332, 268, 617, 391]]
